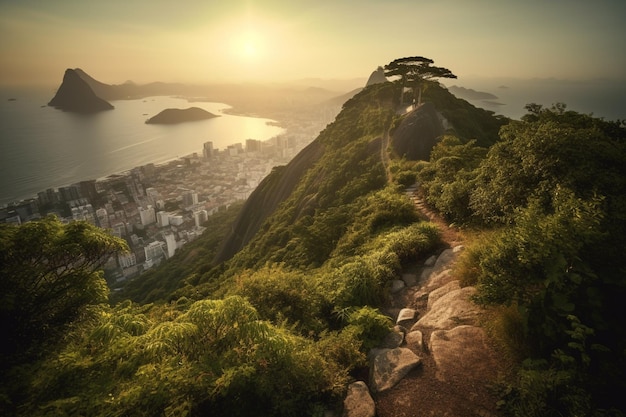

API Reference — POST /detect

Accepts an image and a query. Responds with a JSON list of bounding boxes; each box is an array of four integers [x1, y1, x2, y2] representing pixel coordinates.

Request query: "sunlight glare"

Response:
[[236, 31, 264, 60]]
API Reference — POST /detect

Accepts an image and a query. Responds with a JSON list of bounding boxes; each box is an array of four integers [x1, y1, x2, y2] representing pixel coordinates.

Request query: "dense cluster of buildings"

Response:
[[0, 110, 333, 283]]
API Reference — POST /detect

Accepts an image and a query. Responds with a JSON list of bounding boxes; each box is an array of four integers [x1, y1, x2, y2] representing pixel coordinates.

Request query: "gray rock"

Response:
[[396, 308, 417, 324], [405, 330, 424, 351], [380, 327, 405, 349], [343, 381, 375, 417], [414, 286, 479, 330], [430, 325, 498, 385], [433, 248, 455, 273], [424, 255, 437, 267], [401, 273, 418, 287], [390, 279, 405, 293], [427, 280, 461, 310], [422, 269, 454, 292], [419, 267, 434, 283], [370, 348, 422, 392]]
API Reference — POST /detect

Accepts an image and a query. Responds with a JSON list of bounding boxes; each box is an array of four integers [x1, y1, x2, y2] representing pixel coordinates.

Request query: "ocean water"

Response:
[[2, 79, 625, 206], [0, 88, 283, 205], [447, 77, 626, 121]]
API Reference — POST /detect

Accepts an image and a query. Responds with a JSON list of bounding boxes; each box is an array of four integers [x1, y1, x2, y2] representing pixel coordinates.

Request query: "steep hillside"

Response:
[[5, 75, 536, 417], [211, 82, 401, 274], [419, 81, 507, 147], [214, 81, 505, 270], [214, 139, 324, 264]]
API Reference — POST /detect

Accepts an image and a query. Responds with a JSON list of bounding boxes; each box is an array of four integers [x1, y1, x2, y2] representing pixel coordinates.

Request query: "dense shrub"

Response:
[[230, 265, 325, 334]]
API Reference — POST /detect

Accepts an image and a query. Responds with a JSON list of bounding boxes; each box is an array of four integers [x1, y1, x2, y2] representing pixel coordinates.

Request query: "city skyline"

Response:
[[2, 0, 626, 87]]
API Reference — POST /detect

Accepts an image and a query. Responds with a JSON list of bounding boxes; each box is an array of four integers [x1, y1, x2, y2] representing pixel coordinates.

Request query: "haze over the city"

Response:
[[2, 0, 625, 87]]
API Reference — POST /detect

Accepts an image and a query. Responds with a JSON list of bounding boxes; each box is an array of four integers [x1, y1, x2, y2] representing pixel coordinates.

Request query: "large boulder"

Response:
[[430, 325, 499, 385], [343, 381, 375, 417], [426, 280, 461, 310], [414, 286, 479, 330], [391, 102, 444, 161], [370, 347, 422, 393]]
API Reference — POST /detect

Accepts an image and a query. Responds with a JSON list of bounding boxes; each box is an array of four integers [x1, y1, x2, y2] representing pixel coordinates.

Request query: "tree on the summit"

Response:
[[0, 215, 128, 366], [384, 56, 457, 107]]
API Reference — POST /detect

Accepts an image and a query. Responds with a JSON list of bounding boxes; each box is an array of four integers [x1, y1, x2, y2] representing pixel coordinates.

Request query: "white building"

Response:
[[71, 204, 95, 224], [194, 209, 208, 228], [163, 232, 177, 259], [139, 205, 156, 226], [145, 187, 160, 203], [157, 210, 170, 227], [96, 208, 109, 228], [144, 241, 166, 263]]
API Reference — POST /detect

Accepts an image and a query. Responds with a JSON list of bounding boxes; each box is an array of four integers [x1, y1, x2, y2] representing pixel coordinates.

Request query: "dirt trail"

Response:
[[372, 188, 503, 417]]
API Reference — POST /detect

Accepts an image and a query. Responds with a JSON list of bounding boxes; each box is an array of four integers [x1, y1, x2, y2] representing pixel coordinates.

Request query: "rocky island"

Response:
[[48, 69, 114, 113], [145, 107, 218, 124]]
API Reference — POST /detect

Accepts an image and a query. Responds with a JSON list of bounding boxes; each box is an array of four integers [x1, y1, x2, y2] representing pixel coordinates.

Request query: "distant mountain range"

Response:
[[47, 68, 358, 117], [447, 85, 498, 101]]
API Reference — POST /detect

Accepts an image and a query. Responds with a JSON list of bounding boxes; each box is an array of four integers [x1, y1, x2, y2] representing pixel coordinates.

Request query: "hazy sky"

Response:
[[1, 0, 625, 87]]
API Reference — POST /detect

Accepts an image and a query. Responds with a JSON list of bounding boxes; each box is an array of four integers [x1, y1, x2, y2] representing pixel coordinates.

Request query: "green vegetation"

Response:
[[384, 56, 457, 106], [4, 73, 625, 416], [1, 81, 444, 416], [0, 216, 128, 412], [416, 103, 626, 415]]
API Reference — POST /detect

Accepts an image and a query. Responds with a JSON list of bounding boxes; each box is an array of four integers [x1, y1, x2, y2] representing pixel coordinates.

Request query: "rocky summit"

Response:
[[48, 69, 114, 113]]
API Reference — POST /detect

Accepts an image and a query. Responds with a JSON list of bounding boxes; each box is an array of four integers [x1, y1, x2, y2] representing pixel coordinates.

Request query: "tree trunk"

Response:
[[417, 83, 423, 107]]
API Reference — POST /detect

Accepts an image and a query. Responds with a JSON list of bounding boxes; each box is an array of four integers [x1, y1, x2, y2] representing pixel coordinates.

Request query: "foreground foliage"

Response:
[[418, 104, 626, 415], [0, 216, 128, 412]]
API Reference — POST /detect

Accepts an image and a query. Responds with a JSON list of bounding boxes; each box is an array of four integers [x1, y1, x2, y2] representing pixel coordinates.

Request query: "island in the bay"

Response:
[[145, 107, 219, 124]]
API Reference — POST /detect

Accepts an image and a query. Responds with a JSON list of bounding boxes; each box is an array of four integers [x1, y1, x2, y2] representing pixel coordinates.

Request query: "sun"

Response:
[[236, 31, 264, 60]]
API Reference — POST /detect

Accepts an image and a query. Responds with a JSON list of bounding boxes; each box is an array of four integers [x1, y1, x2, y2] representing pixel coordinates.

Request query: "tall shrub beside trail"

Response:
[[465, 105, 626, 415]]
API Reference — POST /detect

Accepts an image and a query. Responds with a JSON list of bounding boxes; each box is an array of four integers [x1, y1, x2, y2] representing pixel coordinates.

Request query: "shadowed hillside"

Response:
[[214, 139, 324, 264]]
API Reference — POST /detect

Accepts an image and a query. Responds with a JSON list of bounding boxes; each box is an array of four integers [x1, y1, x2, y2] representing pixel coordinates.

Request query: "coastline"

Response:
[[0, 92, 286, 207]]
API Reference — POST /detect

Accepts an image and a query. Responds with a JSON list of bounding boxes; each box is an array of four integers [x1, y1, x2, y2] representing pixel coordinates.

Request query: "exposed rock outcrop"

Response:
[[365, 67, 387, 87], [145, 107, 218, 124], [414, 285, 479, 330], [430, 325, 498, 384], [357, 240, 503, 417], [391, 102, 444, 161], [48, 69, 114, 113]]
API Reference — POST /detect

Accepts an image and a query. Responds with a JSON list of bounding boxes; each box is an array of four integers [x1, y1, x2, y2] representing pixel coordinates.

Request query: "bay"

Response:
[[0, 89, 283, 205], [447, 77, 626, 121]]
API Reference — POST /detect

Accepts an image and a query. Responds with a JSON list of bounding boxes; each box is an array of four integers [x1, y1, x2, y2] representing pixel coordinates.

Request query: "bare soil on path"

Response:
[[373, 189, 505, 417]]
